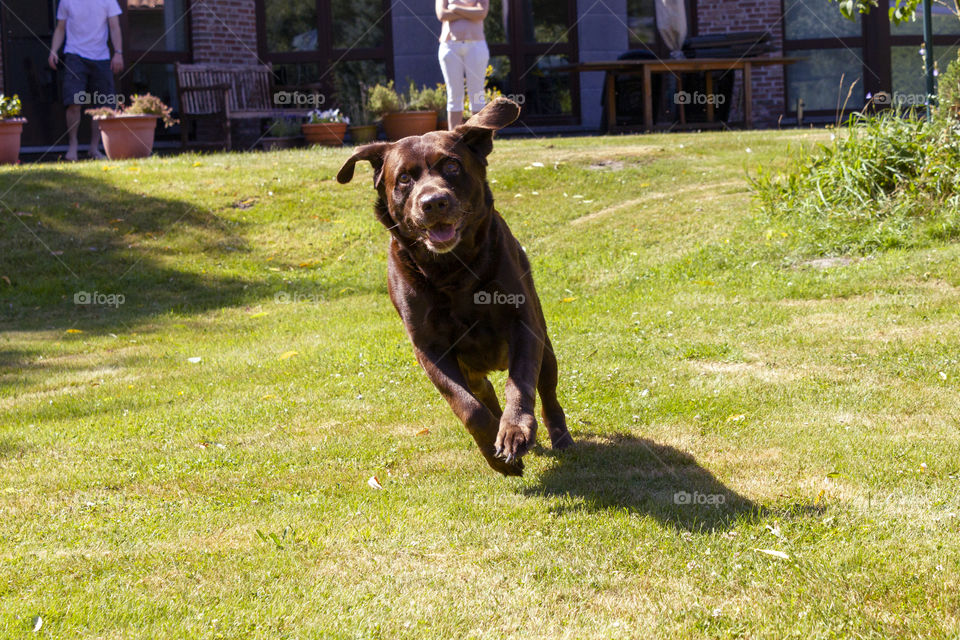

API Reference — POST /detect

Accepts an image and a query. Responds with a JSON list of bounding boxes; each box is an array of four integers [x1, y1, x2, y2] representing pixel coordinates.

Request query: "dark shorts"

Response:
[[62, 53, 118, 108]]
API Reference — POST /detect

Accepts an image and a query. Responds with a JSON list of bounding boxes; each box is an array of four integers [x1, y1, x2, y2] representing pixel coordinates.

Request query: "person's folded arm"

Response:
[[450, 0, 489, 21], [436, 0, 460, 21]]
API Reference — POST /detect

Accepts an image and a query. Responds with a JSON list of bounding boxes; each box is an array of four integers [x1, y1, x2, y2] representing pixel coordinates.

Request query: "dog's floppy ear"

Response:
[[453, 97, 520, 161], [337, 142, 393, 188]]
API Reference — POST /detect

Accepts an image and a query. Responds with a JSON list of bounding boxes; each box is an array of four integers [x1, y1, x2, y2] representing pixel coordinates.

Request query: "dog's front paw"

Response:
[[494, 411, 537, 463]]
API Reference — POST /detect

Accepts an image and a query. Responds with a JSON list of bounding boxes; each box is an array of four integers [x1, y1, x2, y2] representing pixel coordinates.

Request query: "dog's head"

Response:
[[337, 97, 520, 254]]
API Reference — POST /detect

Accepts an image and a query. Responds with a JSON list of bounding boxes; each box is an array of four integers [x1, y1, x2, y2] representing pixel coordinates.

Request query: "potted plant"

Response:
[[262, 117, 302, 150], [346, 86, 378, 144], [416, 83, 449, 130], [302, 108, 349, 146], [0, 94, 25, 165], [369, 81, 438, 141], [89, 94, 176, 160]]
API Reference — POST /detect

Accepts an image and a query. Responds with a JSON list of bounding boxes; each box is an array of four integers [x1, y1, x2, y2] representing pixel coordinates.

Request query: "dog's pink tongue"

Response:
[[429, 225, 456, 243]]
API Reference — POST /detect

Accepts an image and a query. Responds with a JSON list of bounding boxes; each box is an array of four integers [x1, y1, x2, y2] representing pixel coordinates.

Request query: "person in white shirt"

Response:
[[436, 0, 490, 129], [48, 0, 124, 161]]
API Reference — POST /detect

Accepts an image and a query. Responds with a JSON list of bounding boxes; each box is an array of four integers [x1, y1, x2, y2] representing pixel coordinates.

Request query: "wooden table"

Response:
[[558, 57, 799, 132]]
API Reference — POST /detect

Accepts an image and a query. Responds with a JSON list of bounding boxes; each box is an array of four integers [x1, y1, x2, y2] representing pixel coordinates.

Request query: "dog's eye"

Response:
[[443, 160, 460, 174], [397, 173, 412, 185]]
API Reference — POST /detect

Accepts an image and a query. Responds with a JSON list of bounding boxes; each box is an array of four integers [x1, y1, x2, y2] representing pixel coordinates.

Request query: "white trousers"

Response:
[[438, 40, 490, 112]]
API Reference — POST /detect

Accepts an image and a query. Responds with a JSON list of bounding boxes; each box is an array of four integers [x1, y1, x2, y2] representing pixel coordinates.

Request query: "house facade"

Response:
[[1, 0, 959, 149]]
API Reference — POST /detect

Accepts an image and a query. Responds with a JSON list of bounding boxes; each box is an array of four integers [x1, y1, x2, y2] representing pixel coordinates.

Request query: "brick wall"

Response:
[[190, 0, 261, 64], [695, 0, 784, 126]]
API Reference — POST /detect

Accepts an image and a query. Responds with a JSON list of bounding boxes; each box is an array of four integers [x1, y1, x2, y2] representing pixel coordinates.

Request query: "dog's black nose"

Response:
[[419, 193, 450, 215]]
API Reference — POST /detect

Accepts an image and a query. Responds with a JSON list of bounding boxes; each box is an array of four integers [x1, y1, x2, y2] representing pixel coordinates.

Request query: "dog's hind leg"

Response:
[[537, 335, 573, 450]]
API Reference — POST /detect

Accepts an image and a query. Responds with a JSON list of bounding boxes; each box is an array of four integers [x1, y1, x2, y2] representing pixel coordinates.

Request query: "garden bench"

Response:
[[174, 63, 322, 150]]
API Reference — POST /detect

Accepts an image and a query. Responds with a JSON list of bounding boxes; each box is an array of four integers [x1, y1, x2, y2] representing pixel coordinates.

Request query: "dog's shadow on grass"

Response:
[[526, 432, 792, 532]]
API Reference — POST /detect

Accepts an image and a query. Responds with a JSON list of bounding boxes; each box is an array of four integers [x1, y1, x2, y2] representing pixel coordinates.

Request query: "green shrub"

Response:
[[366, 82, 401, 118], [751, 110, 960, 257], [267, 117, 301, 137], [89, 93, 177, 128], [127, 94, 177, 128], [937, 50, 960, 121], [407, 82, 447, 112]]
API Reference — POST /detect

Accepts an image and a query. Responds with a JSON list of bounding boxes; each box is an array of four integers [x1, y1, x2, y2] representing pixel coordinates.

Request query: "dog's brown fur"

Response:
[[337, 98, 571, 475]]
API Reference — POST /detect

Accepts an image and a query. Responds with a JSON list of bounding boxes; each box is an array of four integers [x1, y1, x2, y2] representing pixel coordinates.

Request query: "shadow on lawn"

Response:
[[527, 432, 784, 532], [0, 168, 377, 323], [0, 168, 376, 387], [1, 168, 260, 326]]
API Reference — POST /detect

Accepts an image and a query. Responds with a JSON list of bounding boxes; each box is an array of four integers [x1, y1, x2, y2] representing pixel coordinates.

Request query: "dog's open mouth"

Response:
[[425, 223, 459, 251]]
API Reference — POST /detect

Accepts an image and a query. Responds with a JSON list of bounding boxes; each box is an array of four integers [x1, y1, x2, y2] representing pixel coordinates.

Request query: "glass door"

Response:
[[1, 0, 68, 148], [119, 0, 192, 140], [486, 0, 579, 125]]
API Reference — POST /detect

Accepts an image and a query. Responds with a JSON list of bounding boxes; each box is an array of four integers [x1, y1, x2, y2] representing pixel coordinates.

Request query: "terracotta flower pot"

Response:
[[303, 122, 348, 146], [97, 115, 158, 160], [381, 111, 438, 141], [262, 136, 302, 151], [0, 118, 26, 165], [348, 124, 378, 144]]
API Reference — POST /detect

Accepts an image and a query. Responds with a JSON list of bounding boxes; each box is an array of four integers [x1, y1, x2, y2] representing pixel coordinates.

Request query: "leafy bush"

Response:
[[751, 110, 960, 257], [407, 82, 446, 113], [343, 85, 373, 126], [0, 94, 22, 119], [89, 93, 177, 128], [366, 82, 401, 118], [266, 117, 301, 137], [126, 94, 177, 128], [937, 50, 960, 121]]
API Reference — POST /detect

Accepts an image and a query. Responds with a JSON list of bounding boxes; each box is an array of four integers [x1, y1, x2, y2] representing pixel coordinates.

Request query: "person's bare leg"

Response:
[[65, 105, 81, 161], [448, 110, 463, 130], [89, 120, 104, 159]]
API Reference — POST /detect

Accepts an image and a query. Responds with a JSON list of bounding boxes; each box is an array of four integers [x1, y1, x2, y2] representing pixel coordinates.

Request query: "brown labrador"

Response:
[[336, 97, 572, 476]]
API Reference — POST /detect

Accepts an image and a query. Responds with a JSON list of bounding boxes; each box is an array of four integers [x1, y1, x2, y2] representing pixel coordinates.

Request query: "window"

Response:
[[626, 0, 655, 49], [119, 0, 191, 139], [258, 0, 392, 113], [126, 0, 188, 52], [889, 4, 960, 105], [783, 0, 865, 113], [484, 0, 579, 123], [782, 0, 960, 117]]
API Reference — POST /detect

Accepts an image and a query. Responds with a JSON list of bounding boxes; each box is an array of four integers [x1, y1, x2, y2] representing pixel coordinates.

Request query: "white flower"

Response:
[[308, 108, 349, 124]]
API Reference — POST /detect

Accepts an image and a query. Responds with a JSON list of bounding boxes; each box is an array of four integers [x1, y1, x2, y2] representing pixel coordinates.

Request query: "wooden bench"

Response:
[[175, 63, 321, 150]]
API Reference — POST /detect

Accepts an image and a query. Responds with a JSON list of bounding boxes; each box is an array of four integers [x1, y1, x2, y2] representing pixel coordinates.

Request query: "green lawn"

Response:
[[1, 130, 959, 638]]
